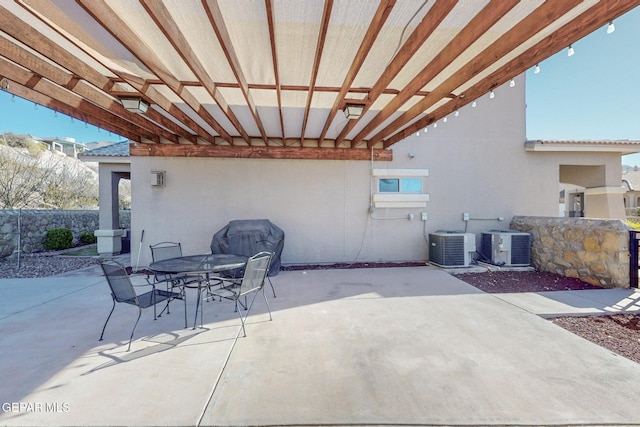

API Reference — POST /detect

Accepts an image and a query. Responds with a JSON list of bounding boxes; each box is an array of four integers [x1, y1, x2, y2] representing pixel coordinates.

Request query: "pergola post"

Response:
[[94, 166, 130, 256]]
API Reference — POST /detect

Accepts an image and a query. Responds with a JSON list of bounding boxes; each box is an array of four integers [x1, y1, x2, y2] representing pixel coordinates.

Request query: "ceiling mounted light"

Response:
[[343, 104, 364, 120], [607, 21, 615, 34], [567, 44, 575, 57], [120, 96, 150, 114], [534, 64, 541, 74]]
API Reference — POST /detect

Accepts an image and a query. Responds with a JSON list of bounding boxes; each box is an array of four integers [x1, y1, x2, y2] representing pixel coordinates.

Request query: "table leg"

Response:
[[193, 279, 201, 329]]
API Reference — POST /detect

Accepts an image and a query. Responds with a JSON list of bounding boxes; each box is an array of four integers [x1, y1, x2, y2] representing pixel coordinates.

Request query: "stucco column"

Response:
[[95, 167, 129, 256], [584, 186, 626, 220]]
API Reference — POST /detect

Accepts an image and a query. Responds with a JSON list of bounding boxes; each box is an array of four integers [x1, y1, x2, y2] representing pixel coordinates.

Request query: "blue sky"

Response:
[[1, 5, 640, 158], [526, 6, 640, 165]]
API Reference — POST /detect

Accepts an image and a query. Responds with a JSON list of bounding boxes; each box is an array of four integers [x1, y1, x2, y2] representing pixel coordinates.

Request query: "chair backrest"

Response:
[[100, 260, 138, 304], [150, 242, 182, 262], [238, 252, 273, 297]]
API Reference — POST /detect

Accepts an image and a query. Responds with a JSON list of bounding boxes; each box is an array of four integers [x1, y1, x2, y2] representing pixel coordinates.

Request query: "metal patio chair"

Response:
[[149, 241, 200, 315], [99, 259, 185, 351], [204, 251, 273, 337]]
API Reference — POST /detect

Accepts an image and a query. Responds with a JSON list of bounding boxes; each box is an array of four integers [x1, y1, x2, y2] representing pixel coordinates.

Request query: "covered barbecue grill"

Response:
[[210, 219, 284, 276]]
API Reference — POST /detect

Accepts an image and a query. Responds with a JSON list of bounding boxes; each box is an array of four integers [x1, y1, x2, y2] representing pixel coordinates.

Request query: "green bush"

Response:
[[79, 231, 97, 245], [44, 228, 73, 250]]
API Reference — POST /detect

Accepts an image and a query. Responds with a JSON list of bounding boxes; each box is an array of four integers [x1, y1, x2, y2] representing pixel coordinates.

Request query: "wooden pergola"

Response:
[[1, 0, 638, 160]]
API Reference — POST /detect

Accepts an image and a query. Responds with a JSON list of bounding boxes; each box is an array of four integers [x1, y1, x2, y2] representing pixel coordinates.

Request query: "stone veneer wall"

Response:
[[0, 210, 131, 258], [510, 216, 630, 288]]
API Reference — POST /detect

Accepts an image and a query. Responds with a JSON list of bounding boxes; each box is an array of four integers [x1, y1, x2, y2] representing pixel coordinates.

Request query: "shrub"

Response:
[[80, 231, 97, 245], [44, 228, 73, 250]]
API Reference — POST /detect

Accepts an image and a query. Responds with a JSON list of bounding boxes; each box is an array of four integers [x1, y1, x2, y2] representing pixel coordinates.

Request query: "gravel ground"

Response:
[[2, 256, 639, 364], [0, 252, 99, 278]]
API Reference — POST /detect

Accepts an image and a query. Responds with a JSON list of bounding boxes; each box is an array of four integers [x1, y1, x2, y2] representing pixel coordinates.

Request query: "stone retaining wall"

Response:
[[510, 216, 630, 288], [0, 209, 131, 258]]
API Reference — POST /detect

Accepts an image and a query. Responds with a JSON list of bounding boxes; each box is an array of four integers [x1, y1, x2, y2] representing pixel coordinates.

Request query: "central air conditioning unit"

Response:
[[480, 230, 531, 266], [428, 231, 476, 268]]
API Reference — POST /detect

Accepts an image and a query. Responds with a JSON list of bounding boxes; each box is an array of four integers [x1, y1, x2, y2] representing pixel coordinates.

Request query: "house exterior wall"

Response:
[[128, 76, 612, 267]]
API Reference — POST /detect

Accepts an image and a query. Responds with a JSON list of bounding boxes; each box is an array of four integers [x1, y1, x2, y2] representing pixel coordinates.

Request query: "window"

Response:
[[379, 178, 422, 193], [371, 168, 429, 208]]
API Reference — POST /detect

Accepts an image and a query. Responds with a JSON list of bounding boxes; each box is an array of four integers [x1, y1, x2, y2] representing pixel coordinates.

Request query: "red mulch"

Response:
[[455, 270, 602, 293]]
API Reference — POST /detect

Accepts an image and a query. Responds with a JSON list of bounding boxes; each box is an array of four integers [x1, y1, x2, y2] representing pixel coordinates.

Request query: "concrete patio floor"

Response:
[[2, 261, 640, 426]]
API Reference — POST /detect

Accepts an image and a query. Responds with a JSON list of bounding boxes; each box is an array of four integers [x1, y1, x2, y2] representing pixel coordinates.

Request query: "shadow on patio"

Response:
[[3, 264, 640, 426]]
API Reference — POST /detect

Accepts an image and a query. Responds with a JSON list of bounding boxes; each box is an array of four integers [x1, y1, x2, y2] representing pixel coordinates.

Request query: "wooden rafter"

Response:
[[265, 0, 285, 143], [201, 0, 268, 144], [13, 0, 214, 145], [301, 0, 333, 146], [317, 0, 396, 146], [334, 0, 458, 147], [367, 0, 582, 147], [349, 0, 520, 148], [2, 0, 637, 158], [0, 73, 145, 142], [383, 0, 640, 148], [0, 34, 191, 143], [76, 0, 235, 143]]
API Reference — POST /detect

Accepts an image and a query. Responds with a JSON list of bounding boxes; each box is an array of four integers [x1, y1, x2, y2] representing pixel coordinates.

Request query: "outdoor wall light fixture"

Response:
[[607, 21, 615, 34], [534, 64, 541, 74], [151, 170, 165, 187], [509, 79, 516, 88], [343, 104, 364, 120], [120, 97, 150, 114], [567, 44, 575, 57]]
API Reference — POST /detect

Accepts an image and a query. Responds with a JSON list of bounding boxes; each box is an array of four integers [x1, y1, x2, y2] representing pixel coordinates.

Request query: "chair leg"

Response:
[[127, 307, 143, 352], [263, 288, 273, 321], [183, 287, 187, 329], [236, 300, 247, 337], [268, 277, 276, 298], [99, 299, 116, 341]]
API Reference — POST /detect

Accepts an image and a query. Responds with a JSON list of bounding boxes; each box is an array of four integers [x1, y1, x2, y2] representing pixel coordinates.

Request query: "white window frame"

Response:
[[372, 168, 429, 208]]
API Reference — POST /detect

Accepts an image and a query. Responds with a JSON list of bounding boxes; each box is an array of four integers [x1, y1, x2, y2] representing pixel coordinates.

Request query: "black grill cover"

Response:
[[210, 219, 284, 276]]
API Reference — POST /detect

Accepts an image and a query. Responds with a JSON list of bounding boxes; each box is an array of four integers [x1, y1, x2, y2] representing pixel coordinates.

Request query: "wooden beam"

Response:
[[130, 141, 393, 161], [317, 0, 396, 145], [349, 0, 519, 148], [265, 0, 285, 141], [335, 0, 458, 147], [2, 77, 143, 142], [202, 0, 268, 144], [141, 0, 253, 144], [0, 4, 110, 91], [383, 0, 640, 148], [367, 0, 582, 147], [12, 0, 207, 143], [301, 0, 333, 146], [0, 34, 193, 143], [77, 0, 235, 143]]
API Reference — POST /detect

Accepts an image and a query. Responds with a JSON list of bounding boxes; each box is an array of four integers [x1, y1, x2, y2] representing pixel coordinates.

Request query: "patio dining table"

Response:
[[149, 253, 248, 329]]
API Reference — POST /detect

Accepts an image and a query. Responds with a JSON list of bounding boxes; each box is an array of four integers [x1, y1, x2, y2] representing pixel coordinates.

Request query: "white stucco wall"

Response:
[[129, 75, 618, 267]]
